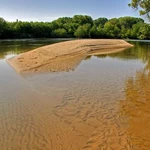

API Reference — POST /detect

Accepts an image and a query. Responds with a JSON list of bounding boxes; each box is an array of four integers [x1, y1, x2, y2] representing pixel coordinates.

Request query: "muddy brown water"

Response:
[[0, 39, 150, 150]]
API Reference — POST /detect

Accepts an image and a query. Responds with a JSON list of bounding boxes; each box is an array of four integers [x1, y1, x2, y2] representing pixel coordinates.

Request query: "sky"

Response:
[[0, 0, 141, 22]]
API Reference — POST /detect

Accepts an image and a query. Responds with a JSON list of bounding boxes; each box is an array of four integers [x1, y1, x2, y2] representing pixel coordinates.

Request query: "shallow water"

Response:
[[0, 39, 150, 150]]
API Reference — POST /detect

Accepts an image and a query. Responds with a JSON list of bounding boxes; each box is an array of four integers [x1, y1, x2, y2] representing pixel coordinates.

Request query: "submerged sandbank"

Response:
[[8, 39, 133, 73]]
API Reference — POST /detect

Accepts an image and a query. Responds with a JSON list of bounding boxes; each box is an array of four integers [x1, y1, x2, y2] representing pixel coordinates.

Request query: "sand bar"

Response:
[[8, 39, 133, 73]]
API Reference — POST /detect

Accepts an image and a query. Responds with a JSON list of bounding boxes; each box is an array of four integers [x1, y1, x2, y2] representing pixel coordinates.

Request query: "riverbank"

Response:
[[8, 39, 133, 73]]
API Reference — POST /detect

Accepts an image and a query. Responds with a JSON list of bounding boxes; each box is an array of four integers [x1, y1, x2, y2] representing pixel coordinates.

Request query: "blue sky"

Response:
[[0, 0, 141, 22]]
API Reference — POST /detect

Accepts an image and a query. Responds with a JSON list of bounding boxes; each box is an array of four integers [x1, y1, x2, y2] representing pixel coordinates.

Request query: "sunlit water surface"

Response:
[[0, 39, 150, 150]]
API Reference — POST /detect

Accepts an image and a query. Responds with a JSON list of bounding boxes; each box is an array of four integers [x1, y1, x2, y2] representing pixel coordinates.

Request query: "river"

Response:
[[0, 39, 150, 150]]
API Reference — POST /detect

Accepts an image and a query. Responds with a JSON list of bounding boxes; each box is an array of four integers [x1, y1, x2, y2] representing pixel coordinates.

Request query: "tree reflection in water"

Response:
[[120, 64, 150, 148]]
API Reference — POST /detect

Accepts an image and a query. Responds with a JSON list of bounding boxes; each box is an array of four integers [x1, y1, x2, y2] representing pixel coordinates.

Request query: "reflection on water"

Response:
[[121, 70, 150, 149], [0, 39, 150, 150], [0, 38, 70, 59]]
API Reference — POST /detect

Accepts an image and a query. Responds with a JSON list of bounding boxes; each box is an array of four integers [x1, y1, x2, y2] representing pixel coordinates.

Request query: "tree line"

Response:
[[0, 15, 150, 39]]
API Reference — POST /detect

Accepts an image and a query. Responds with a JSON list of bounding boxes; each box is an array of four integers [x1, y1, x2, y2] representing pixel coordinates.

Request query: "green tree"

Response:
[[53, 17, 72, 28], [0, 15, 149, 39], [138, 23, 150, 39], [130, 23, 142, 38], [53, 28, 68, 38], [63, 23, 78, 37], [129, 0, 150, 20], [97, 26, 107, 38], [104, 18, 121, 38], [74, 24, 91, 38], [73, 15, 93, 25], [94, 18, 108, 27], [119, 17, 144, 29], [90, 25, 99, 38], [0, 18, 8, 38]]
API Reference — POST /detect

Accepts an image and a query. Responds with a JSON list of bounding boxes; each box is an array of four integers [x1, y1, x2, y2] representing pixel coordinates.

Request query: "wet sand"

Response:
[[8, 39, 133, 73]]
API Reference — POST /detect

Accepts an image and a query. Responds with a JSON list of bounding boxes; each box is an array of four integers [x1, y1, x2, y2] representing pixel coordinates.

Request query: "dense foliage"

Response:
[[0, 15, 150, 39], [129, 0, 150, 20]]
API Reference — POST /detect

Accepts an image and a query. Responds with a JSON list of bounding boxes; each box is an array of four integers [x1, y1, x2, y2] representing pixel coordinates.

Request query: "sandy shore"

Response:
[[8, 39, 133, 73]]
